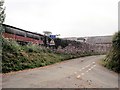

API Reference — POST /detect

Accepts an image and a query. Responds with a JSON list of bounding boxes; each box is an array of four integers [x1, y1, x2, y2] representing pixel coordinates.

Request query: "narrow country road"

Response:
[[2, 55, 118, 88]]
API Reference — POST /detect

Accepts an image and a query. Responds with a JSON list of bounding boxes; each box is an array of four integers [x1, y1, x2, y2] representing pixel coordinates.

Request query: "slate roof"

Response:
[[86, 35, 113, 44]]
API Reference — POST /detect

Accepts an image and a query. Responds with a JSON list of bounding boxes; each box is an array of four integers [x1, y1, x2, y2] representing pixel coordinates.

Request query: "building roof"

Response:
[[62, 35, 113, 44], [2, 24, 44, 36], [86, 35, 113, 44]]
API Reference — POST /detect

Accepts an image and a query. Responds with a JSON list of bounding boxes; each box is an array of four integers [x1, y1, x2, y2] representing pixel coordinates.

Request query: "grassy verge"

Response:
[[102, 31, 120, 73], [2, 38, 100, 73]]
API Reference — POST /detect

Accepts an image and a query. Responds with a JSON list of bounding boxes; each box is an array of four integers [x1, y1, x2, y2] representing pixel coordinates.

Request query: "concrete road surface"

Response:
[[1, 55, 118, 88]]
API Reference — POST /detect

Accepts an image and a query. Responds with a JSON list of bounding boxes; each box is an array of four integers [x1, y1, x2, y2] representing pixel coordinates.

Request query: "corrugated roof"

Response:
[[2, 24, 44, 36]]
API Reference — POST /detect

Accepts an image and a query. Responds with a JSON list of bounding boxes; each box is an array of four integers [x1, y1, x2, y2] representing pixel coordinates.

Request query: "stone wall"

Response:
[[56, 42, 112, 55], [88, 43, 112, 54]]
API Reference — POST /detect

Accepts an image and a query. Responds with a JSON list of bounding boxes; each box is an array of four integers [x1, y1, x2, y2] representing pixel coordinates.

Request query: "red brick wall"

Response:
[[2, 33, 43, 44]]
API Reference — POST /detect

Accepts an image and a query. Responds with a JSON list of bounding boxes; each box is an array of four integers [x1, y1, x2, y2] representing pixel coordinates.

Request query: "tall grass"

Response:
[[2, 38, 64, 73], [102, 31, 120, 73]]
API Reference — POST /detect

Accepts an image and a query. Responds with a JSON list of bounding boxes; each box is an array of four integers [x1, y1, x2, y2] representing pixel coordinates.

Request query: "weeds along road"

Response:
[[2, 55, 118, 88]]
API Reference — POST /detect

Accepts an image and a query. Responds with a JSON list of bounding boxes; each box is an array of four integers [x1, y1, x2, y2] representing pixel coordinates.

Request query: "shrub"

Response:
[[103, 31, 120, 73]]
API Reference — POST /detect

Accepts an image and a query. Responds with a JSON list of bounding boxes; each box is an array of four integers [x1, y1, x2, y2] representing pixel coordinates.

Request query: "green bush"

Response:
[[103, 31, 120, 73]]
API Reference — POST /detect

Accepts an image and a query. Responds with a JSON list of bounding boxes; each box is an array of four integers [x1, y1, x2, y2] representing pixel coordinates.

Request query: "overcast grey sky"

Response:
[[4, 0, 119, 38]]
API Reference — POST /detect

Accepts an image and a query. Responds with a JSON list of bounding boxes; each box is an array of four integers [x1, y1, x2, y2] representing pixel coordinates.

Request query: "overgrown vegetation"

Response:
[[2, 38, 99, 73], [0, 0, 5, 73], [2, 38, 63, 73], [102, 31, 120, 73], [54, 38, 70, 49]]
